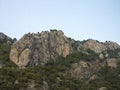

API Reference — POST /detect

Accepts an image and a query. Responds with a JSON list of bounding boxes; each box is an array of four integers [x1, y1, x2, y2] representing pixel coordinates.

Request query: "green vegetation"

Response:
[[0, 42, 120, 90], [1, 60, 120, 90], [0, 43, 11, 62], [85, 63, 120, 90]]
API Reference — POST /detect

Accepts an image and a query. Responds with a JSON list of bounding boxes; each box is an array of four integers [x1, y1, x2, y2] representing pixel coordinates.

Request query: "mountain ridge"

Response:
[[0, 30, 120, 90], [10, 30, 120, 68]]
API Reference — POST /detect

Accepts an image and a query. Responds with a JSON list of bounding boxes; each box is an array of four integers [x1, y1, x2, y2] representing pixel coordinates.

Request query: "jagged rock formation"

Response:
[[10, 30, 73, 67], [10, 30, 120, 68]]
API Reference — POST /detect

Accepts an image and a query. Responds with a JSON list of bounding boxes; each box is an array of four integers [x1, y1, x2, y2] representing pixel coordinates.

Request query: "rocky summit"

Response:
[[10, 30, 73, 67], [10, 30, 120, 68]]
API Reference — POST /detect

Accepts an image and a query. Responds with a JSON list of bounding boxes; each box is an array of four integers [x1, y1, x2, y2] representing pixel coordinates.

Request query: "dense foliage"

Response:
[[0, 43, 11, 62]]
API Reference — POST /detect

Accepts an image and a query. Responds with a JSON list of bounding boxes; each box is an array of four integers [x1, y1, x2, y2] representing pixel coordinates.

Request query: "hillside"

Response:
[[0, 30, 120, 90]]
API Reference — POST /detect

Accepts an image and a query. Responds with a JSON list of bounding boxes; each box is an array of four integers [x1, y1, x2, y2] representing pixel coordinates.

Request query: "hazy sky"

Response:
[[0, 0, 120, 44]]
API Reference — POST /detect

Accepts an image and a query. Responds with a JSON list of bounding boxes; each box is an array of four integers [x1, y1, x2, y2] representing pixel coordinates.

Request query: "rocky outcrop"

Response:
[[10, 30, 73, 67], [83, 39, 120, 54], [83, 39, 107, 53], [98, 87, 107, 90], [10, 30, 120, 67], [67, 60, 105, 81], [104, 41, 120, 50], [0, 32, 12, 43], [107, 58, 118, 68]]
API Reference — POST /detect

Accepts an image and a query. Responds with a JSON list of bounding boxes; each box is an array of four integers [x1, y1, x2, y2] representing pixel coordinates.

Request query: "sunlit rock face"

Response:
[[83, 39, 107, 53], [10, 30, 120, 68], [10, 30, 73, 67]]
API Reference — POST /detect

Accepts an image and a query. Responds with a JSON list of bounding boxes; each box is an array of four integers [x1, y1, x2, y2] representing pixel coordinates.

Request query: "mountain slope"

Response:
[[0, 30, 120, 90], [0, 33, 14, 68]]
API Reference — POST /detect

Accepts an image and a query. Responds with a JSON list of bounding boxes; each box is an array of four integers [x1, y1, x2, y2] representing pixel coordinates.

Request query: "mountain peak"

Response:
[[10, 30, 72, 67]]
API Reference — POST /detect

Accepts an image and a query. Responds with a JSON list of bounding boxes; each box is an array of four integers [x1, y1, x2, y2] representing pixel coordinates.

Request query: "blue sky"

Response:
[[0, 0, 120, 44]]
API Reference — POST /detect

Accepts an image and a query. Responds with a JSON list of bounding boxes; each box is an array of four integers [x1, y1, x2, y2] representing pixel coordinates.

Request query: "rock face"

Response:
[[0, 32, 12, 43], [10, 30, 120, 67], [104, 41, 120, 50], [67, 60, 104, 81], [83, 39, 107, 53], [83, 39, 120, 55], [107, 58, 118, 68], [10, 30, 72, 67]]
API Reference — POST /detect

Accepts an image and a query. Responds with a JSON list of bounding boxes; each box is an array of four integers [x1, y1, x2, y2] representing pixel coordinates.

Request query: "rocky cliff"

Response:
[[10, 30, 120, 68], [10, 30, 73, 67]]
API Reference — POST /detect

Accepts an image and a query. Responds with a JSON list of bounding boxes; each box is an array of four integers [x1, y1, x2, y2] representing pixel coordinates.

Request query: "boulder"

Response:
[[83, 39, 107, 53]]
